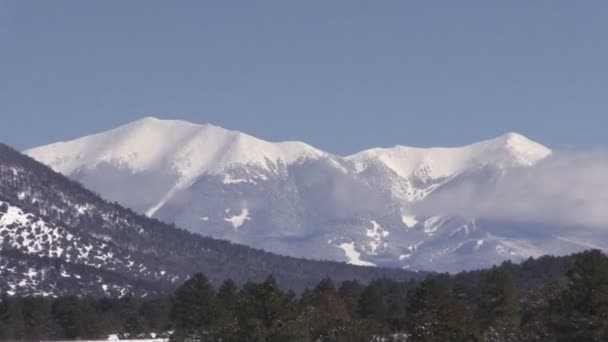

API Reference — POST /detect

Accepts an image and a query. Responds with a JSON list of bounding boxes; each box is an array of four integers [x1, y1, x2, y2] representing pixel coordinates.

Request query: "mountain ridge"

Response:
[[23, 117, 594, 273], [1, 142, 427, 296]]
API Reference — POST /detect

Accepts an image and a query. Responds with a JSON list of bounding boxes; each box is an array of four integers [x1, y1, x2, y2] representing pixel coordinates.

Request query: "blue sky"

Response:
[[1, 1, 606, 154]]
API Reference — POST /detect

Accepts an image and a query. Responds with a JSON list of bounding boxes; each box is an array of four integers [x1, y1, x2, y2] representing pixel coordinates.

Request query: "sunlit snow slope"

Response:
[[25, 117, 600, 273]]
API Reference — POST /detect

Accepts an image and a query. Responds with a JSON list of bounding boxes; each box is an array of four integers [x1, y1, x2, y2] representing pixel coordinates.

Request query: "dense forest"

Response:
[[2, 249, 608, 341]]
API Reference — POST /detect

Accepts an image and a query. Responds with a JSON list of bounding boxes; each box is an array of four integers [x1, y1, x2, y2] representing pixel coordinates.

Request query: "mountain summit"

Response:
[[27, 117, 330, 216], [24, 117, 595, 273]]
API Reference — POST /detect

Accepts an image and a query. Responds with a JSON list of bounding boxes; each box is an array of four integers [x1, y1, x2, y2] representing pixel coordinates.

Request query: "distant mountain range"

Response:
[[24, 117, 605, 272], [0, 144, 423, 297]]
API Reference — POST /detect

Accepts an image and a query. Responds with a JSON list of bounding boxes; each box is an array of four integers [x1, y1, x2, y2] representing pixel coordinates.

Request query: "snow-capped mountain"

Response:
[[0, 143, 422, 296], [347, 132, 551, 201], [25, 117, 602, 272], [27, 117, 331, 216]]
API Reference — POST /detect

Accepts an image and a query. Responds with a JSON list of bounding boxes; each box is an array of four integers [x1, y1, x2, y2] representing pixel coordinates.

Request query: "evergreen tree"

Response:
[[171, 273, 218, 341], [452, 272, 478, 307], [550, 250, 608, 341], [302, 278, 350, 321], [51, 296, 107, 339], [520, 283, 561, 342], [406, 279, 482, 342], [300, 278, 351, 340], [0, 293, 25, 340], [21, 297, 56, 340], [140, 297, 172, 333], [214, 278, 239, 340], [118, 295, 148, 337], [357, 283, 386, 321], [479, 267, 521, 341], [217, 278, 239, 310], [338, 280, 364, 318], [234, 276, 298, 342]]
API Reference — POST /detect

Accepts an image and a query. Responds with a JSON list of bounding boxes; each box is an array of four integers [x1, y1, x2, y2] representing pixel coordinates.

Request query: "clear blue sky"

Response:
[[1, 1, 606, 154]]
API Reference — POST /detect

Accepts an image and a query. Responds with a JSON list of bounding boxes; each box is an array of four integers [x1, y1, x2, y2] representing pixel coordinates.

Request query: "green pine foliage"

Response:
[[3, 249, 608, 341]]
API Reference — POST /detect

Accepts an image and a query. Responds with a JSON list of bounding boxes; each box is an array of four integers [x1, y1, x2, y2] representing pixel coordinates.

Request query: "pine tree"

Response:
[[338, 280, 364, 318], [0, 293, 25, 340], [21, 297, 56, 340], [357, 283, 386, 321], [118, 295, 148, 337], [479, 267, 521, 341], [140, 298, 172, 333], [234, 276, 298, 342], [406, 279, 482, 342], [300, 278, 351, 340], [550, 250, 608, 341], [171, 273, 218, 341], [51, 296, 107, 340], [214, 278, 239, 340], [302, 278, 350, 321], [217, 278, 239, 310]]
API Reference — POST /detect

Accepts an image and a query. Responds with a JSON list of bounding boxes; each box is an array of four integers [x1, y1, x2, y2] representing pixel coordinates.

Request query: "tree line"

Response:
[[2, 249, 608, 341]]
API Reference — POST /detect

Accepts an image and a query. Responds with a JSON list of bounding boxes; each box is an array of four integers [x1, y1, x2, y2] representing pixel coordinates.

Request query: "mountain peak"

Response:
[[123, 116, 208, 131], [347, 132, 551, 182], [478, 132, 551, 166], [488, 131, 538, 147], [25, 117, 325, 176]]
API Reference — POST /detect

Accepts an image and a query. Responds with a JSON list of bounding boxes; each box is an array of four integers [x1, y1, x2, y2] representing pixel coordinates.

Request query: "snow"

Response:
[[402, 215, 418, 228], [223, 174, 253, 184], [336, 242, 376, 267], [145, 187, 179, 217], [26, 116, 326, 180], [399, 254, 412, 260], [26, 118, 551, 215], [423, 216, 444, 236], [347, 132, 551, 195], [224, 208, 251, 229], [21, 117, 571, 273], [365, 221, 389, 254], [25, 117, 327, 217]]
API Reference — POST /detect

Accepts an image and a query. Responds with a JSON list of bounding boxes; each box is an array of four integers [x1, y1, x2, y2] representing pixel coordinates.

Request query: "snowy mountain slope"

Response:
[[26, 117, 330, 216], [27, 117, 326, 175], [0, 143, 423, 296], [0, 198, 165, 297], [346, 132, 552, 201], [25, 117, 601, 273], [348, 132, 551, 178]]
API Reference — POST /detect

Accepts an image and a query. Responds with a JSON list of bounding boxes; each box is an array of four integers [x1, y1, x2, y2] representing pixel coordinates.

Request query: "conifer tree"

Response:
[[338, 280, 364, 318], [550, 250, 608, 341], [234, 276, 298, 342], [357, 283, 386, 321], [0, 293, 25, 340], [479, 267, 521, 341], [406, 279, 482, 342], [171, 273, 217, 341]]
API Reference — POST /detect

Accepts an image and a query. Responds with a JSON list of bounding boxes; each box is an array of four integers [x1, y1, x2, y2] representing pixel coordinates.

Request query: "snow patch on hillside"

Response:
[[336, 242, 376, 267], [402, 215, 418, 228], [225, 209, 251, 229], [365, 221, 389, 255]]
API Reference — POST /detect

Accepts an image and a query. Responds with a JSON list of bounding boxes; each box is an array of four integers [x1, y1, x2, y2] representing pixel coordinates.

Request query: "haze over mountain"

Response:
[[25, 117, 607, 272]]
